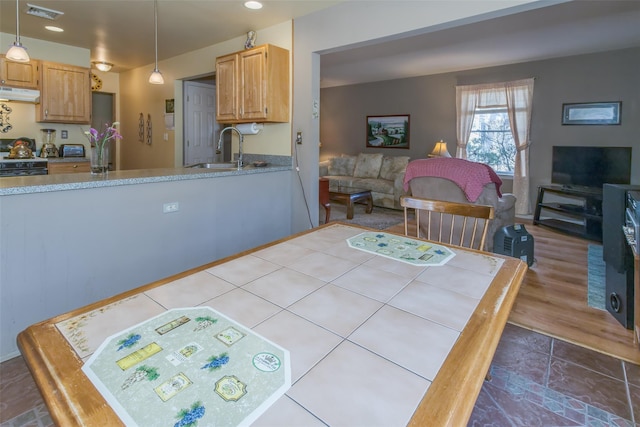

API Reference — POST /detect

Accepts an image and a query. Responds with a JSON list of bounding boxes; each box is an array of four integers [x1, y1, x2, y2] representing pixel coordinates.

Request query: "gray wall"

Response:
[[320, 47, 640, 208], [0, 171, 292, 360]]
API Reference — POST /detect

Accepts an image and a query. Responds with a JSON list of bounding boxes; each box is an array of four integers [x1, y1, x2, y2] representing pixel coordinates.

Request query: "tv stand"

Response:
[[533, 185, 603, 242]]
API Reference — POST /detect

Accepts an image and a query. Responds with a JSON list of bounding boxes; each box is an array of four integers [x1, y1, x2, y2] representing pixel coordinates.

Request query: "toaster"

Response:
[[59, 144, 85, 157]]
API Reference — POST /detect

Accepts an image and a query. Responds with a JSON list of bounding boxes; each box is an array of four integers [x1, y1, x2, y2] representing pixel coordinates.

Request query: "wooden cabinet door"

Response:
[[239, 46, 267, 121], [0, 56, 40, 89], [215, 53, 238, 122], [215, 44, 289, 124], [37, 61, 91, 124]]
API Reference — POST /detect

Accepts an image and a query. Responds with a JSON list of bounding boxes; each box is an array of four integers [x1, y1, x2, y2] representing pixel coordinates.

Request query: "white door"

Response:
[[184, 81, 218, 165]]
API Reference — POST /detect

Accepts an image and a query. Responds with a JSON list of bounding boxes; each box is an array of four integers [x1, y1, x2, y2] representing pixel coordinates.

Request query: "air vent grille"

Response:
[[25, 3, 64, 20]]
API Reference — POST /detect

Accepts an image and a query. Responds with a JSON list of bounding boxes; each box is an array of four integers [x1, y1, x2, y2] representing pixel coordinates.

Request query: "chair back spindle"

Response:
[[401, 196, 495, 251]]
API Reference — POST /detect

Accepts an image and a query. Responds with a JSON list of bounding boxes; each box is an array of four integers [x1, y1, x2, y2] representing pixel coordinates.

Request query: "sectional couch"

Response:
[[319, 153, 410, 209]]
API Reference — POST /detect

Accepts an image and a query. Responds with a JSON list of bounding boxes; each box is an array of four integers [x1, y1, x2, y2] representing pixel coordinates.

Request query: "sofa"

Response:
[[320, 153, 410, 209], [403, 158, 516, 251]]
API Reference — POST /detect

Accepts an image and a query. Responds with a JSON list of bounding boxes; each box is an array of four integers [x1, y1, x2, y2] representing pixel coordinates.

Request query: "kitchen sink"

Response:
[[185, 162, 239, 171]]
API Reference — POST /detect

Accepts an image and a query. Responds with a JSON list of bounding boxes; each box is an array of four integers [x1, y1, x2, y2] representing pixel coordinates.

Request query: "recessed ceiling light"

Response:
[[45, 25, 63, 32], [244, 1, 263, 10]]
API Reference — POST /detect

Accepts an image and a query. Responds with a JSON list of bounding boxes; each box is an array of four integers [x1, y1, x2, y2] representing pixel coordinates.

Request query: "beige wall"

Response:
[[2, 21, 292, 169], [0, 33, 94, 153], [118, 20, 293, 169]]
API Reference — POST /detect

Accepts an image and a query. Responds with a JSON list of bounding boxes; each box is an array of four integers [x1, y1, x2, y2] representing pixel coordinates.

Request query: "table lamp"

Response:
[[428, 140, 452, 158]]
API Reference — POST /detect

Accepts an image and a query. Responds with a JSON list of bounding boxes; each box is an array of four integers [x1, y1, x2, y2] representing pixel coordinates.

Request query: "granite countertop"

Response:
[[0, 155, 292, 196]]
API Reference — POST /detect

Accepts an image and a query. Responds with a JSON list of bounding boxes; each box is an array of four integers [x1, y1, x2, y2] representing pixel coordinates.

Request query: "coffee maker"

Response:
[[40, 129, 59, 158]]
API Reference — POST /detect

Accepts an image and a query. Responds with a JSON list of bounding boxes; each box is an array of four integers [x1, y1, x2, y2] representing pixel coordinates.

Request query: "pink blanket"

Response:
[[403, 158, 502, 202]]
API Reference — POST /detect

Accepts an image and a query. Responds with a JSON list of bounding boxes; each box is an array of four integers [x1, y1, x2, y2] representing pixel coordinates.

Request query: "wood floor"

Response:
[[387, 219, 640, 365]]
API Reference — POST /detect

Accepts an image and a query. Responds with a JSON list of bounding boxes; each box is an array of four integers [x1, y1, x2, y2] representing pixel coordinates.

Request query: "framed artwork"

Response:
[[562, 102, 621, 125], [165, 99, 175, 114], [366, 115, 410, 148]]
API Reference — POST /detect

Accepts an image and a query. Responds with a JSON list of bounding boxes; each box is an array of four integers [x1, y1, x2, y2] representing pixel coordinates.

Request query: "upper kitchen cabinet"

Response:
[[216, 44, 289, 124], [37, 61, 91, 124], [0, 56, 40, 89]]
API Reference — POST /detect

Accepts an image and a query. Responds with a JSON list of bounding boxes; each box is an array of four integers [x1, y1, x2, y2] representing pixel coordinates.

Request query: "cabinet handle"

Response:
[[73, 164, 78, 168]]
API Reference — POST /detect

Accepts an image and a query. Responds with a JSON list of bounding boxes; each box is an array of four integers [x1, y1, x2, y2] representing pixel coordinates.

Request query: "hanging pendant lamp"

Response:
[[6, 0, 30, 62], [148, 0, 164, 84]]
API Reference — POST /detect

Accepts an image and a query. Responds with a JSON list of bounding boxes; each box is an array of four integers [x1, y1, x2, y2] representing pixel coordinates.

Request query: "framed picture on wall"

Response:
[[366, 115, 410, 148], [165, 99, 175, 114], [561, 102, 621, 125]]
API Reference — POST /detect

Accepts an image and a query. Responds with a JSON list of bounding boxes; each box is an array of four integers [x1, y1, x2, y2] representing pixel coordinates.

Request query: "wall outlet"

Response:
[[61, 130, 68, 139], [163, 202, 179, 213]]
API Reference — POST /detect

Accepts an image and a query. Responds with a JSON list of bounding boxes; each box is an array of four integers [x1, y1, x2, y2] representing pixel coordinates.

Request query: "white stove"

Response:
[[0, 138, 49, 176]]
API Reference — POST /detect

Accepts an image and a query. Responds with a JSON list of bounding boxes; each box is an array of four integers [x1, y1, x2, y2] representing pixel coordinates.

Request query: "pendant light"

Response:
[[6, 0, 30, 62], [148, 0, 164, 84]]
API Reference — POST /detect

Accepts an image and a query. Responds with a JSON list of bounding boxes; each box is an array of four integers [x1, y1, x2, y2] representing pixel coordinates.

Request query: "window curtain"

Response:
[[505, 78, 534, 215], [455, 78, 534, 215]]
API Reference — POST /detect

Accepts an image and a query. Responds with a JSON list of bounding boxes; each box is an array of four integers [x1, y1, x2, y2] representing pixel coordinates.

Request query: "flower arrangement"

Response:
[[84, 122, 121, 174]]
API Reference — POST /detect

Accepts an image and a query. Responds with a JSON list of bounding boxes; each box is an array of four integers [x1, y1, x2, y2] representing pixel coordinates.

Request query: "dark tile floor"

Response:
[[1, 323, 638, 426], [468, 323, 640, 426]]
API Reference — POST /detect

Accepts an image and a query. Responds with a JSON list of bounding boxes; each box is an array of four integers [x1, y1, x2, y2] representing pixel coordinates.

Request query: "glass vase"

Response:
[[90, 144, 109, 175]]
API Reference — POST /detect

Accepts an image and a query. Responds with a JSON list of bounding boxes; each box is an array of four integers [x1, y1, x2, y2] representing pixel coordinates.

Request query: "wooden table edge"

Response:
[[408, 256, 528, 426], [16, 223, 526, 427]]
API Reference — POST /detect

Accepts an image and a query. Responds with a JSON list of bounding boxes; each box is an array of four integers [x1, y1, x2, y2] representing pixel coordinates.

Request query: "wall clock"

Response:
[[91, 73, 103, 91]]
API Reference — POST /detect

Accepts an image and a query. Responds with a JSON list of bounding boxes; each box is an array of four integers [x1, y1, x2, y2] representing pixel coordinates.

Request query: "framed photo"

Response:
[[366, 115, 410, 148], [562, 102, 621, 125], [165, 99, 175, 114]]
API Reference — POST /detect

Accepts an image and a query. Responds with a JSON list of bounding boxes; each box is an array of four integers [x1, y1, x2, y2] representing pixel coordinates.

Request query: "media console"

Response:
[[533, 185, 603, 242]]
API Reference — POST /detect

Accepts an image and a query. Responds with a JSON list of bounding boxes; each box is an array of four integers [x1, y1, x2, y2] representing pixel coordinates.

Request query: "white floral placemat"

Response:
[[347, 232, 456, 266], [82, 307, 290, 427]]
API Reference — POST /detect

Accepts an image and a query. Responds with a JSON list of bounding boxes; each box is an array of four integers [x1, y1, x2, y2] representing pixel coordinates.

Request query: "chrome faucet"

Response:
[[217, 126, 244, 169]]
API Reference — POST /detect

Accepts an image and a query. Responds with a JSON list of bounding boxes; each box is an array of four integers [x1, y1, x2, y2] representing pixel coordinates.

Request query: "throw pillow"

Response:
[[328, 155, 356, 176], [353, 153, 384, 178], [379, 156, 410, 181]]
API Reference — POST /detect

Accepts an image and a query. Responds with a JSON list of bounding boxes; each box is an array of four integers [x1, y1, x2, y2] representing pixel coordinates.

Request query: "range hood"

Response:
[[0, 87, 41, 103]]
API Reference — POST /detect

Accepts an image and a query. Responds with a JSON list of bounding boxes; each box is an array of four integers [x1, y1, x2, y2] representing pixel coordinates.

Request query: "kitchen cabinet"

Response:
[[37, 61, 91, 124], [215, 44, 289, 123], [0, 56, 40, 89], [48, 159, 90, 174]]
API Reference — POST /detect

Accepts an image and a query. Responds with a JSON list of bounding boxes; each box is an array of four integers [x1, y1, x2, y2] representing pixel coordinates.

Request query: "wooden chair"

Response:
[[400, 196, 495, 251], [319, 178, 331, 224]]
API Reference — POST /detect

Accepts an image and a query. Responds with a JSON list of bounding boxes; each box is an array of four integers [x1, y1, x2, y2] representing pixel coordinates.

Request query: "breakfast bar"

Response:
[[18, 223, 527, 426]]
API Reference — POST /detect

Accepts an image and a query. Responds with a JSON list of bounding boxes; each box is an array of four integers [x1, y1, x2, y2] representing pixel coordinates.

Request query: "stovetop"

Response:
[[0, 138, 47, 164], [0, 137, 36, 153]]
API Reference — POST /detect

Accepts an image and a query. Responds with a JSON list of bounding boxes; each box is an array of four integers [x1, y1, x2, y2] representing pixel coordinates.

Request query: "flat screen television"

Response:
[[552, 146, 632, 189]]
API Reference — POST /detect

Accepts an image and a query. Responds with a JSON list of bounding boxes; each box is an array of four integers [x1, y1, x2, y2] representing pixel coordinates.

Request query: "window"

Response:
[[467, 107, 515, 174]]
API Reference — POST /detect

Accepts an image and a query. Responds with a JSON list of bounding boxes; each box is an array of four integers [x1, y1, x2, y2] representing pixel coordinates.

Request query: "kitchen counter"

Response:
[[0, 156, 291, 196], [0, 158, 293, 360]]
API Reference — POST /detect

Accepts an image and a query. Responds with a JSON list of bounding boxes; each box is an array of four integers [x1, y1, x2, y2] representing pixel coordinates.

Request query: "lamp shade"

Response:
[[6, 42, 29, 62], [428, 140, 452, 158], [93, 61, 113, 72], [149, 69, 164, 84]]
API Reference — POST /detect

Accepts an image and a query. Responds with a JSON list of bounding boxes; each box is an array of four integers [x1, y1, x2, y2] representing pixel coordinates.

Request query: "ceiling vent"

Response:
[[25, 3, 64, 20]]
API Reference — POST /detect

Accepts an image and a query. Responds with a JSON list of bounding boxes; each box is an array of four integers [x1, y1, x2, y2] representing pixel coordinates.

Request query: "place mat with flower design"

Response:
[[82, 307, 290, 427], [347, 232, 456, 266]]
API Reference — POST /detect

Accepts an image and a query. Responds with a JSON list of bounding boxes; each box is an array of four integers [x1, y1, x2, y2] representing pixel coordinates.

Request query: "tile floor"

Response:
[[2, 323, 638, 426]]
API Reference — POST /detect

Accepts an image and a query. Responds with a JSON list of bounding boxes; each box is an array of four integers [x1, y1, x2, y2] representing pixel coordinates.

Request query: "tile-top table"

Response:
[[18, 224, 527, 426]]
